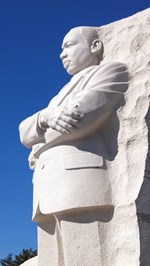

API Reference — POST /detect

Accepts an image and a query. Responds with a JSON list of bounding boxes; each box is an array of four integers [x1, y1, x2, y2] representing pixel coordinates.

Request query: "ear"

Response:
[[91, 39, 102, 54]]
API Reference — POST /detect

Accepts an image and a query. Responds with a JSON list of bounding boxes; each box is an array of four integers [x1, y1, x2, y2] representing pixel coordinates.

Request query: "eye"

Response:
[[67, 43, 73, 48]]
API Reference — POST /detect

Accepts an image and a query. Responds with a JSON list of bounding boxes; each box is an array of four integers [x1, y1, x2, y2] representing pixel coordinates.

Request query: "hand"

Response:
[[38, 106, 84, 134]]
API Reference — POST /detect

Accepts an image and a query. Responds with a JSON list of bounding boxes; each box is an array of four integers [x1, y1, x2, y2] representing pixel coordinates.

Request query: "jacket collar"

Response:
[[56, 65, 98, 106]]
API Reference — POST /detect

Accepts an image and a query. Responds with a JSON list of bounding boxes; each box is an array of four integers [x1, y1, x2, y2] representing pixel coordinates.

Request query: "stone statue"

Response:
[[19, 26, 129, 265]]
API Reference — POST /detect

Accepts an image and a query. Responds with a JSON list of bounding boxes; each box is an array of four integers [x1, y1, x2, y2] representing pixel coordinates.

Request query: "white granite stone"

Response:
[[19, 8, 150, 266], [100, 7, 150, 265]]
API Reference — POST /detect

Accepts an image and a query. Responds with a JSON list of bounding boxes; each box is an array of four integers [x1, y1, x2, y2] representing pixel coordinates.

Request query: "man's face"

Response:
[[60, 28, 97, 75]]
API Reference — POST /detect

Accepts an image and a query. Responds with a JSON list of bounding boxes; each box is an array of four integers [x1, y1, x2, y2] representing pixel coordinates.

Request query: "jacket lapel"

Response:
[[56, 75, 84, 106], [54, 65, 98, 106]]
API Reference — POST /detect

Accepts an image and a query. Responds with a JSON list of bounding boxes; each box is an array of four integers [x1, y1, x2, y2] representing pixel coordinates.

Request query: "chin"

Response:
[[66, 67, 81, 76], [66, 69, 76, 75]]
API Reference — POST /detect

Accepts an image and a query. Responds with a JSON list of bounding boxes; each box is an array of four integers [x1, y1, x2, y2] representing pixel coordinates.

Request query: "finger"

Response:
[[55, 125, 70, 134], [71, 112, 84, 122], [51, 122, 70, 134], [63, 111, 84, 121], [61, 115, 82, 128], [50, 120, 74, 133], [57, 120, 75, 131]]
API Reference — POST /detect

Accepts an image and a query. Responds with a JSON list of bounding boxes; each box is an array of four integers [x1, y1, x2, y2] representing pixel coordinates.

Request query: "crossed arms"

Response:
[[19, 62, 129, 155]]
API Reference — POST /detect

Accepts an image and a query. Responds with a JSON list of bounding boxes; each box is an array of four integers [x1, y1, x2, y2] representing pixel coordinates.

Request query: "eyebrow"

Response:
[[61, 41, 69, 49], [61, 40, 75, 49], [61, 42, 66, 49]]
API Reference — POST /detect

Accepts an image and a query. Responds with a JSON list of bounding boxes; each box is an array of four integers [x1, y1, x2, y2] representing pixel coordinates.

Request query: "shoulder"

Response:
[[92, 62, 128, 75], [86, 62, 129, 93], [88, 62, 128, 82]]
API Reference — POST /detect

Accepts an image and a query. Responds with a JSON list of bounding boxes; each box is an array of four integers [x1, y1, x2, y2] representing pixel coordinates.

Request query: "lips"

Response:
[[63, 60, 70, 69]]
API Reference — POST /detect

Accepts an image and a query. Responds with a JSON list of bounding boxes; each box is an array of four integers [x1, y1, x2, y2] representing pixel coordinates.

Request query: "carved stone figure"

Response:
[[19, 26, 129, 265]]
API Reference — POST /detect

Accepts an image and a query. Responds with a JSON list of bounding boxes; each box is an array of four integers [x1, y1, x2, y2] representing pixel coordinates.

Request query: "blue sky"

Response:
[[0, 0, 149, 260]]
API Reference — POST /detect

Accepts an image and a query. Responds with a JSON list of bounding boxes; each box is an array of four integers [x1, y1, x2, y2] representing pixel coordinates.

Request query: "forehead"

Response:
[[62, 28, 84, 47]]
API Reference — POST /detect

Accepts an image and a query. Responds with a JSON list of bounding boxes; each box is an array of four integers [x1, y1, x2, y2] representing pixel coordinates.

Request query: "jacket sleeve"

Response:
[[19, 95, 58, 148], [42, 62, 129, 151], [19, 112, 46, 148]]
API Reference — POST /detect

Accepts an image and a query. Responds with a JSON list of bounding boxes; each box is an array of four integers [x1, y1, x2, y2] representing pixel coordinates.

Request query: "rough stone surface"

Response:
[[99, 7, 150, 266]]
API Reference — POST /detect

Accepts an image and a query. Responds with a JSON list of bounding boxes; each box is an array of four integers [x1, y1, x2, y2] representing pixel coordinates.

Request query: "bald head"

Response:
[[73, 26, 100, 45]]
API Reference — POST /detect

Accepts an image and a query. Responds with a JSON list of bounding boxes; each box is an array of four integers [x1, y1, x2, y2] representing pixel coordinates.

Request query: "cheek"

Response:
[[72, 51, 88, 65], [77, 52, 90, 65], [76, 46, 91, 62]]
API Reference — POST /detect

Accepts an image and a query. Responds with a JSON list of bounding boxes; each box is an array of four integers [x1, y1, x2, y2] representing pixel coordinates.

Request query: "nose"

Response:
[[60, 49, 67, 60]]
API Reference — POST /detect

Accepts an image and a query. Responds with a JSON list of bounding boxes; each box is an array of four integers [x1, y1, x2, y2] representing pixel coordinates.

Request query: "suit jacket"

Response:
[[19, 62, 129, 222]]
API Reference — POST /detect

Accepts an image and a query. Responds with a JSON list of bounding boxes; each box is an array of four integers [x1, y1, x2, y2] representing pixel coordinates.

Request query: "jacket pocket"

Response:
[[62, 152, 103, 170]]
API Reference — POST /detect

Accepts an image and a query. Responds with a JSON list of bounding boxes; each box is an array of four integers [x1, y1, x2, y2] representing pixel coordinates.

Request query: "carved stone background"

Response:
[[98, 8, 150, 266]]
